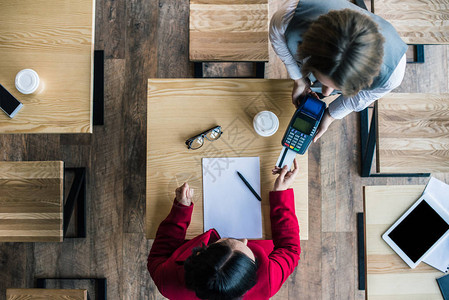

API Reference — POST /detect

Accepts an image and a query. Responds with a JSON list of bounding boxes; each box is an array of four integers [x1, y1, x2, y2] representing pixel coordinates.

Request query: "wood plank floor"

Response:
[[1, 0, 449, 299]]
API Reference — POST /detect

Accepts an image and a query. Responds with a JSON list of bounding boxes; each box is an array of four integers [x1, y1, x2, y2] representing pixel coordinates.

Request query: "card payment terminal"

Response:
[[281, 94, 326, 155]]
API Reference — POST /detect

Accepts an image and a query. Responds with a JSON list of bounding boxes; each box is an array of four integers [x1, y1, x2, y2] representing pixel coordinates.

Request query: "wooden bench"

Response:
[[189, 0, 269, 62], [378, 93, 449, 174], [363, 185, 443, 299], [0, 161, 87, 241], [361, 93, 449, 176], [36, 278, 107, 300], [6, 288, 87, 300], [0, 161, 64, 242], [373, 0, 449, 45], [189, 0, 269, 78]]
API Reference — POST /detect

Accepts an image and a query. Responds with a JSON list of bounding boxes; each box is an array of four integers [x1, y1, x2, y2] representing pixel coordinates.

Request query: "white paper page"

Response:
[[424, 177, 449, 213], [424, 235, 449, 273], [422, 177, 449, 272], [203, 157, 262, 239]]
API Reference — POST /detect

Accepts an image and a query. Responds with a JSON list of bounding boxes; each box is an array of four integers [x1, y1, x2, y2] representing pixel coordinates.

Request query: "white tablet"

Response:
[[382, 194, 449, 268]]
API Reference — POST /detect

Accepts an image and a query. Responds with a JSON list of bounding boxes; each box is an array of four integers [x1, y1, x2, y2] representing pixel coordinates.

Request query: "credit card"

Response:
[[276, 147, 297, 169]]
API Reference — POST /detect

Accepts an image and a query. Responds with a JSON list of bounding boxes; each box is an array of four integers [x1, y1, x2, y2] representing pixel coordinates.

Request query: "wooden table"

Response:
[[364, 185, 443, 299], [147, 79, 308, 240], [377, 93, 449, 174], [0, 161, 64, 242], [373, 0, 449, 44], [7, 289, 87, 300], [0, 0, 94, 133], [189, 0, 269, 62]]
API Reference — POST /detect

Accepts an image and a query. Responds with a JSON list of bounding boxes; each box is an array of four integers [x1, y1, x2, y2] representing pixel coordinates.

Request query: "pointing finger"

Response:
[[292, 158, 300, 175]]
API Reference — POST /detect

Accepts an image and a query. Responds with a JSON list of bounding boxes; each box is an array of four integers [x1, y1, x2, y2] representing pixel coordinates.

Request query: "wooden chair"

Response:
[[0, 161, 86, 242], [189, 0, 268, 78], [6, 289, 87, 300], [360, 93, 449, 176]]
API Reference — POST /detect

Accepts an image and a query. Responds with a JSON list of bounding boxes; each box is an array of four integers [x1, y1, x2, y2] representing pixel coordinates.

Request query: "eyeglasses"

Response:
[[185, 126, 223, 150]]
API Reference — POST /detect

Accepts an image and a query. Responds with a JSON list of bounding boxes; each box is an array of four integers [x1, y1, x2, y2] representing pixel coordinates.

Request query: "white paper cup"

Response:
[[15, 69, 40, 94], [253, 111, 279, 137]]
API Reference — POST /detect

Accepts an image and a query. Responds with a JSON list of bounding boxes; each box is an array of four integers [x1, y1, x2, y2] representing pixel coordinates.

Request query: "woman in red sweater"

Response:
[[147, 159, 301, 300]]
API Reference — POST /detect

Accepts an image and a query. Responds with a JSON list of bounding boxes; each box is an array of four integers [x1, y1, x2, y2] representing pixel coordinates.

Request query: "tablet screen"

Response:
[[388, 199, 449, 262]]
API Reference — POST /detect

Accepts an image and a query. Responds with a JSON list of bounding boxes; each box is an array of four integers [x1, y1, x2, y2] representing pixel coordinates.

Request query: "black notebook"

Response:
[[437, 273, 449, 300]]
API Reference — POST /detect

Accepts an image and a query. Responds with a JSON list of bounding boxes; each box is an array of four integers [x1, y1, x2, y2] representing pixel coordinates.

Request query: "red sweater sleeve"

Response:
[[147, 200, 193, 285], [267, 189, 301, 296]]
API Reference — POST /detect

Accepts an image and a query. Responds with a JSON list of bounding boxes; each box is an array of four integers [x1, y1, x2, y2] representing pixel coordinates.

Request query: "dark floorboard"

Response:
[[122, 0, 157, 235], [157, 0, 190, 78]]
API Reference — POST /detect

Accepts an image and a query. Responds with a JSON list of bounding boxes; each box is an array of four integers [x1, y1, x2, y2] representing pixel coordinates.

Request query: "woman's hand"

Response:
[[313, 109, 335, 142], [292, 78, 310, 108], [175, 182, 194, 206], [272, 159, 300, 191]]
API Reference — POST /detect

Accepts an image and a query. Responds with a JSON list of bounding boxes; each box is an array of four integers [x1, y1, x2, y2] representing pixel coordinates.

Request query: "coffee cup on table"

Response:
[[15, 69, 40, 94], [253, 111, 279, 137]]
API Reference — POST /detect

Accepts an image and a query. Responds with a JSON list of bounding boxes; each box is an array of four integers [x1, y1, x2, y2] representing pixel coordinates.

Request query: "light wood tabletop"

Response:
[[6, 289, 87, 300], [0, 0, 95, 133], [189, 0, 269, 62], [373, 0, 449, 44], [0, 161, 64, 242], [377, 93, 449, 173], [147, 79, 308, 240], [364, 185, 444, 300]]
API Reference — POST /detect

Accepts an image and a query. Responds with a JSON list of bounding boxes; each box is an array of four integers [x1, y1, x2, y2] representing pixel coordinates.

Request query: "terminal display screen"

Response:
[[292, 113, 315, 135]]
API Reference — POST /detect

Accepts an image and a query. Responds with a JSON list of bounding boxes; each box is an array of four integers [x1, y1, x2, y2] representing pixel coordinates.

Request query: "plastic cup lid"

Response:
[[253, 111, 279, 137], [15, 69, 40, 94]]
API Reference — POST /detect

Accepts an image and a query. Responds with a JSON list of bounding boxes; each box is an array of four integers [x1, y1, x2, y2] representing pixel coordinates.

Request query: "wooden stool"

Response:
[[0, 161, 87, 242], [360, 93, 449, 176], [362, 185, 443, 299], [6, 288, 87, 300]]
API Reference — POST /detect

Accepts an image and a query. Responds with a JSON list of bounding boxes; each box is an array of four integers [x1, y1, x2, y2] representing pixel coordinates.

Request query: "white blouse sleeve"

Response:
[[328, 54, 407, 119], [269, 0, 303, 80]]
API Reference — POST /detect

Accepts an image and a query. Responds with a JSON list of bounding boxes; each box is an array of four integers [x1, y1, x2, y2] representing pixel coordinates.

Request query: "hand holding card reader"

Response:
[[277, 95, 326, 168]]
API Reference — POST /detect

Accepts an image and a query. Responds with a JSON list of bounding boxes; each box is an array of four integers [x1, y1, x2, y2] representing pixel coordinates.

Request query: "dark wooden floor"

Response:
[[1, 0, 448, 299]]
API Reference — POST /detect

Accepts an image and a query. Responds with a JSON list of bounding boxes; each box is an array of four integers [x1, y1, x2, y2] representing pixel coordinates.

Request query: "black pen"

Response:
[[236, 171, 261, 202]]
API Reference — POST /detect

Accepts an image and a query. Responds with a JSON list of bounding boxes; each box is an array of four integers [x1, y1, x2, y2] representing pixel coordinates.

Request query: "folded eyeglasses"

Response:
[[185, 126, 223, 150]]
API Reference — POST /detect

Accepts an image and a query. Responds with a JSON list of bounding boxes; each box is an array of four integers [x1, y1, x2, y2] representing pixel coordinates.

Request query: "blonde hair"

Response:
[[298, 9, 384, 97]]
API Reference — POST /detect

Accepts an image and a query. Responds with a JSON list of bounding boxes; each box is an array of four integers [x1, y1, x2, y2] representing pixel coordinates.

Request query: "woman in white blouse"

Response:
[[270, 0, 407, 141]]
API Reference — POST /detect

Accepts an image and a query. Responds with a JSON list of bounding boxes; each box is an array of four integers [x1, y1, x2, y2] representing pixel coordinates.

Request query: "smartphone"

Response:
[[0, 84, 23, 118]]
